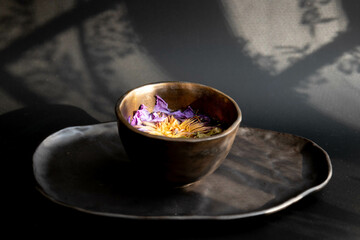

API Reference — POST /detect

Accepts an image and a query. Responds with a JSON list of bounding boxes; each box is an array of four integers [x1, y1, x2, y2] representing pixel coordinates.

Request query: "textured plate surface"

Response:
[[33, 122, 332, 219]]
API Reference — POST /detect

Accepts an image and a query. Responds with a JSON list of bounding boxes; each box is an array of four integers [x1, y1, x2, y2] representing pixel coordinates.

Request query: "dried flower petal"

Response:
[[153, 95, 170, 113], [171, 106, 195, 121], [130, 104, 152, 126], [149, 111, 167, 122]]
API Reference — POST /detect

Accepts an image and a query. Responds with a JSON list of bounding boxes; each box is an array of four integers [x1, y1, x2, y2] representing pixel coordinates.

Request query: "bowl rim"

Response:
[[115, 81, 242, 142]]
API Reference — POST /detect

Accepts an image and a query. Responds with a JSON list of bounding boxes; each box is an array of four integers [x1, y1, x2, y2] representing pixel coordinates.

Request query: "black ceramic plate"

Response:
[[33, 122, 332, 219]]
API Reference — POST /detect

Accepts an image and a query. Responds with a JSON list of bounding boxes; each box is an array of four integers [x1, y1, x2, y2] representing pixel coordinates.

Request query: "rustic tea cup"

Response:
[[115, 81, 241, 188]]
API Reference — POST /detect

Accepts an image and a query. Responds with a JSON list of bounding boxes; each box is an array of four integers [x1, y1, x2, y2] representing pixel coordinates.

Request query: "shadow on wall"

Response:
[[123, 0, 360, 142], [0, 0, 129, 120], [0, 0, 176, 120], [0, 0, 359, 154]]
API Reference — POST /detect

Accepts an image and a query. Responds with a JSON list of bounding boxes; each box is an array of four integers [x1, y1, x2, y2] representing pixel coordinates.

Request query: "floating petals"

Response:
[[149, 111, 167, 123], [128, 95, 222, 138], [182, 106, 195, 118], [171, 106, 195, 121], [153, 95, 170, 113], [130, 104, 151, 126]]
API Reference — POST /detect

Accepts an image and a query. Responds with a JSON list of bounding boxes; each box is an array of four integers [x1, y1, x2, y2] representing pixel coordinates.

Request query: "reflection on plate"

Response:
[[33, 122, 332, 219]]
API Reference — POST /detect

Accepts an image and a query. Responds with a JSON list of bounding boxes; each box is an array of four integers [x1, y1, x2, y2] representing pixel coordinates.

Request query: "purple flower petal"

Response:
[[182, 106, 195, 118], [168, 106, 195, 121], [153, 95, 170, 113], [149, 112, 167, 122], [170, 110, 185, 119], [152, 95, 195, 121], [130, 104, 152, 126]]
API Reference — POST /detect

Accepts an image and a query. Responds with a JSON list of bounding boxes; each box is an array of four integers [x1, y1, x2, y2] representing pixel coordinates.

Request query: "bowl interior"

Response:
[[118, 82, 240, 130]]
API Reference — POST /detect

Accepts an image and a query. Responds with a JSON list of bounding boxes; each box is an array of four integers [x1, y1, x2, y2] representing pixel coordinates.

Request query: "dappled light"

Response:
[[296, 45, 360, 129], [220, 0, 348, 75], [0, 0, 359, 132], [0, 0, 170, 120]]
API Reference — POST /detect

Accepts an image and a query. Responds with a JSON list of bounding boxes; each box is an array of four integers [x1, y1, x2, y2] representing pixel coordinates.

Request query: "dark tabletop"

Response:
[[1, 0, 359, 239]]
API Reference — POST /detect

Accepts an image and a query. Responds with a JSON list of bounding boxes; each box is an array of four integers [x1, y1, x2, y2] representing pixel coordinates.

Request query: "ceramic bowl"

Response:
[[115, 81, 242, 187]]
